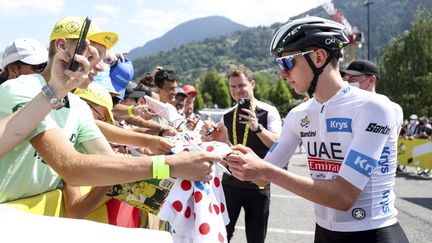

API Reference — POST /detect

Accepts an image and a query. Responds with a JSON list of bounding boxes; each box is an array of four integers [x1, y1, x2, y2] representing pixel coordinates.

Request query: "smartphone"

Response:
[[69, 17, 92, 71], [237, 98, 251, 121]]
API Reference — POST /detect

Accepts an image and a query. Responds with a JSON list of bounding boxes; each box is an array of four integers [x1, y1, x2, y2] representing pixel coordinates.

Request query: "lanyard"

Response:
[[232, 103, 256, 145]]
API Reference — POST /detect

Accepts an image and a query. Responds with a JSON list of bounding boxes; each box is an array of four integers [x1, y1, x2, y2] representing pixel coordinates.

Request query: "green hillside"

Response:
[[132, 0, 430, 83]]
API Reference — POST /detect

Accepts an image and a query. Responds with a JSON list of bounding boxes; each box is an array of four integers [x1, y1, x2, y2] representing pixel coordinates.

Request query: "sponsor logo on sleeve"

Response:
[[326, 118, 352, 132], [365, 123, 391, 135], [345, 150, 378, 177], [378, 147, 390, 174]]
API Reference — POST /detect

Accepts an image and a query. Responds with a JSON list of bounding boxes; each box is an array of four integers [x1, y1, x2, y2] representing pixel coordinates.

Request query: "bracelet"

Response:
[[152, 155, 170, 179], [41, 85, 65, 110], [127, 105, 135, 117]]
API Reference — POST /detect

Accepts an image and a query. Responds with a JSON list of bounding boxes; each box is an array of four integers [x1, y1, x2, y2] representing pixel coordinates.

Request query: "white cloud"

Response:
[[130, 8, 193, 39], [92, 4, 121, 18], [92, 17, 110, 26], [0, 0, 64, 16], [178, 0, 320, 27]]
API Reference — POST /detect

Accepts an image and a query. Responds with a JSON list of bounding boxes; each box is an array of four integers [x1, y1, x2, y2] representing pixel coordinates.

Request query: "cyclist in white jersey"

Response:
[[226, 16, 408, 243]]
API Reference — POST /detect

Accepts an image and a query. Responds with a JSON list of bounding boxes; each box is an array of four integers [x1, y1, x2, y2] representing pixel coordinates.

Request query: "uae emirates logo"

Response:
[[352, 208, 366, 220]]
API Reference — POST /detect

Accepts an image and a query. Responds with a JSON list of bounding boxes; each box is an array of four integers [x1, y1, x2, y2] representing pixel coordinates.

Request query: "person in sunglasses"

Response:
[[0, 38, 48, 84], [226, 16, 408, 243], [0, 37, 94, 158]]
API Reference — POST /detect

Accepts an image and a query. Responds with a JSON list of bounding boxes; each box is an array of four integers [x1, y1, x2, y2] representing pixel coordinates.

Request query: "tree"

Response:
[[378, 6, 432, 117], [268, 78, 293, 116], [200, 69, 231, 108], [193, 81, 204, 111], [253, 72, 278, 102]]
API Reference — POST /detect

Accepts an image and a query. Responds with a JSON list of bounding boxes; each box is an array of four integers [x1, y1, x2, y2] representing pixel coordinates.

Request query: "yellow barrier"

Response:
[[3, 187, 111, 223], [2, 187, 150, 229], [398, 138, 432, 169]]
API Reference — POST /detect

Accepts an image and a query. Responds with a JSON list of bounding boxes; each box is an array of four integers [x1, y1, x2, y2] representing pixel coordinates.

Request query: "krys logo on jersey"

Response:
[[345, 149, 378, 177], [326, 118, 352, 133]]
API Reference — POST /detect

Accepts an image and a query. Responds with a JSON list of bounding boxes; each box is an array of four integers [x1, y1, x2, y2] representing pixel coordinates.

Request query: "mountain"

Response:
[[132, 0, 431, 83], [128, 16, 248, 59]]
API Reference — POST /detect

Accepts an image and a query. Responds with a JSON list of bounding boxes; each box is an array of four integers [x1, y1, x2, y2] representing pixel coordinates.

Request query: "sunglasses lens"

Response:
[[277, 57, 294, 71], [32, 63, 47, 73]]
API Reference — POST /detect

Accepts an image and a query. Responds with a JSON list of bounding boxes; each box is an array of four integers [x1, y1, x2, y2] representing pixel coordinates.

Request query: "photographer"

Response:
[[201, 65, 281, 243]]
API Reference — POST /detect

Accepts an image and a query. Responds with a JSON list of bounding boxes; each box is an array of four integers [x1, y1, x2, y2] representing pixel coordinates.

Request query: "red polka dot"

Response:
[[184, 206, 191, 218], [220, 203, 225, 213], [183, 148, 189, 151], [206, 145, 214, 152], [214, 177, 220, 187], [199, 223, 210, 235], [181, 180, 192, 191], [218, 232, 225, 242], [194, 191, 203, 203], [208, 203, 213, 213], [213, 204, 220, 214], [172, 200, 183, 212]]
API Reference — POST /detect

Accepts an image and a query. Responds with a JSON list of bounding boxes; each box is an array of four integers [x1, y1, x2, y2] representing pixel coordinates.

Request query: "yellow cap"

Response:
[[50, 16, 119, 50], [74, 83, 115, 125]]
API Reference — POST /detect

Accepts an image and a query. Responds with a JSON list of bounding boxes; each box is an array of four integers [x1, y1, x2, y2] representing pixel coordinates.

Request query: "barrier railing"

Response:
[[397, 138, 432, 169]]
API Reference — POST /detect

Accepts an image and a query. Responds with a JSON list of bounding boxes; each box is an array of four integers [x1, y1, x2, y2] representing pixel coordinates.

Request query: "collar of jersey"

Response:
[[312, 84, 352, 107]]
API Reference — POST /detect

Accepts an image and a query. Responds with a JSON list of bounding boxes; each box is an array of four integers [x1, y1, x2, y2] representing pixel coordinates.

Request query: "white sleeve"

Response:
[[264, 113, 301, 168], [338, 98, 396, 190], [266, 106, 282, 133]]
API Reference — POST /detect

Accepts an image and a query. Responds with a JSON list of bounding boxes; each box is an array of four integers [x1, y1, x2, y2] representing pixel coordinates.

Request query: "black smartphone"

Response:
[[238, 98, 251, 121], [69, 17, 92, 71]]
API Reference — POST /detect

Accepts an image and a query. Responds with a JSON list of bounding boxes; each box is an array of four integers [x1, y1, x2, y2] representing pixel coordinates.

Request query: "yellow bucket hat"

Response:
[[74, 83, 115, 125], [50, 16, 118, 50]]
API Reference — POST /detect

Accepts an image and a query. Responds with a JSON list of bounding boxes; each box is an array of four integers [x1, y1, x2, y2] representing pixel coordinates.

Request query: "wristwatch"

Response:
[[41, 85, 65, 110], [251, 123, 264, 134]]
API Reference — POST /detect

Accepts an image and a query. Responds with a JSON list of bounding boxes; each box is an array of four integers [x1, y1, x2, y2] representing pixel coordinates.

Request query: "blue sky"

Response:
[[0, 0, 320, 53]]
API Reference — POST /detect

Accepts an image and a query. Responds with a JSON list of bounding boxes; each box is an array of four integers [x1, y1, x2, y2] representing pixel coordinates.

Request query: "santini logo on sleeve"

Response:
[[345, 149, 378, 177], [326, 118, 352, 132], [365, 123, 391, 135]]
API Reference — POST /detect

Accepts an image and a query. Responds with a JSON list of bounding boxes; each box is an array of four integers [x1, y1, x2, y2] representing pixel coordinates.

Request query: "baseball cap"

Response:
[[50, 16, 118, 50], [74, 83, 115, 125], [2, 37, 48, 69], [409, 114, 418, 120], [340, 59, 380, 79], [182, 84, 197, 96], [176, 87, 188, 97], [125, 90, 148, 99], [110, 58, 134, 99], [92, 63, 120, 96]]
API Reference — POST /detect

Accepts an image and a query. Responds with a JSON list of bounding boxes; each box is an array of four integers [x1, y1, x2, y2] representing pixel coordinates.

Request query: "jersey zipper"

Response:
[[319, 104, 326, 141]]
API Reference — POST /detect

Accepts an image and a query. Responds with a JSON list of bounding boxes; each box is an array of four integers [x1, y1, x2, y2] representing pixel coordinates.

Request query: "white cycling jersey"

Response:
[[265, 84, 401, 232]]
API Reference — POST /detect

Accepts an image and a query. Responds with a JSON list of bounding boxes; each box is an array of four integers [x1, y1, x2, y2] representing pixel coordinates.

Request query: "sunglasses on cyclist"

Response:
[[275, 49, 315, 71]]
